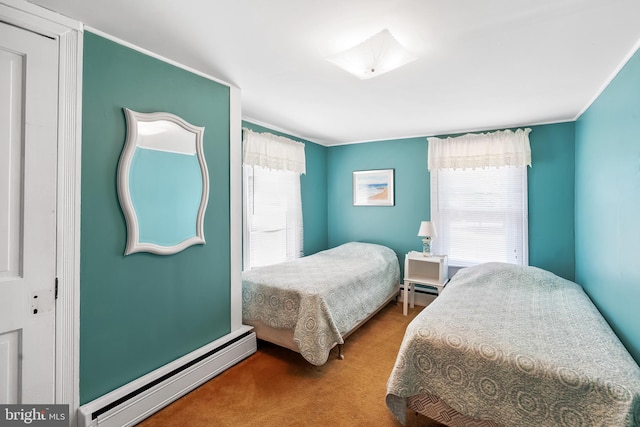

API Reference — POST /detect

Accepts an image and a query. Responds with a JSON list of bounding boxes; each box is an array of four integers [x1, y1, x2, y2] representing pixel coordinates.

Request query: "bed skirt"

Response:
[[248, 291, 399, 359], [407, 393, 501, 427]]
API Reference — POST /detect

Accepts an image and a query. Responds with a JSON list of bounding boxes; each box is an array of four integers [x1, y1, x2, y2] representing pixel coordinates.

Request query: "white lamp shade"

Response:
[[417, 221, 436, 237], [326, 29, 416, 80]]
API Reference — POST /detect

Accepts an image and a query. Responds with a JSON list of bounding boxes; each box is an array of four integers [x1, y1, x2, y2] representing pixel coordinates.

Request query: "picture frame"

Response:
[[353, 169, 395, 206]]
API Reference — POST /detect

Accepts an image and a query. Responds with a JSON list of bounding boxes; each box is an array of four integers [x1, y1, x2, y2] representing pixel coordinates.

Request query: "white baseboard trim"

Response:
[[78, 327, 256, 427]]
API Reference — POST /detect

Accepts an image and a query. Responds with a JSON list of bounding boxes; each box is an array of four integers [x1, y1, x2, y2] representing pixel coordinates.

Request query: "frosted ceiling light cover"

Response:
[[327, 29, 417, 80]]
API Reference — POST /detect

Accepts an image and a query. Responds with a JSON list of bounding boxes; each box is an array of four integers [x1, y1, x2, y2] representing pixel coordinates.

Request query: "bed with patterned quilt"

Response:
[[386, 262, 640, 427], [242, 242, 400, 365]]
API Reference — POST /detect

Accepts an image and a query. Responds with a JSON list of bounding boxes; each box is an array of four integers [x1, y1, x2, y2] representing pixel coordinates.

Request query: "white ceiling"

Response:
[[29, 0, 640, 146]]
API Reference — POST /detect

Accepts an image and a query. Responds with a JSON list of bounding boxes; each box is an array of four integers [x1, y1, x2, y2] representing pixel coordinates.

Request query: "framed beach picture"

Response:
[[353, 169, 395, 206]]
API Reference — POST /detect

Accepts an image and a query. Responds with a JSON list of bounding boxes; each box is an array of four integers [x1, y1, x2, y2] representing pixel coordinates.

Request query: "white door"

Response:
[[0, 21, 58, 404]]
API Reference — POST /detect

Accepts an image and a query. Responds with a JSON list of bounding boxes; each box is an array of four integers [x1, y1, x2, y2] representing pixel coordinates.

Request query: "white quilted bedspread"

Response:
[[386, 262, 640, 426], [242, 242, 400, 365]]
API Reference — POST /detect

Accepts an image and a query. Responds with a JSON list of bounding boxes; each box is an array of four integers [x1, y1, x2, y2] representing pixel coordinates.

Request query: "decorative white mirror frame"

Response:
[[118, 108, 209, 255]]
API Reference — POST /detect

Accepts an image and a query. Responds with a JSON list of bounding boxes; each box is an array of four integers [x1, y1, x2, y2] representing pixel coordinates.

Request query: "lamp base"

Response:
[[422, 237, 432, 257]]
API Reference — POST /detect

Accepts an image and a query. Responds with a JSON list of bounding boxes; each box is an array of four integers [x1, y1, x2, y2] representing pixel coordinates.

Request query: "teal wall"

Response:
[[327, 137, 429, 267], [327, 123, 576, 281], [527, 123, 576, 280], [575, 48, 640, 363], [81, 32, 232, 403], [242, 122, 328, 256]]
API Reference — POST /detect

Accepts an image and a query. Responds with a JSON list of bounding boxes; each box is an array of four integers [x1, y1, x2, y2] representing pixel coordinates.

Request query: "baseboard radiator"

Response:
[[78, 327, 256, 427], [399, 284, 438, 307]]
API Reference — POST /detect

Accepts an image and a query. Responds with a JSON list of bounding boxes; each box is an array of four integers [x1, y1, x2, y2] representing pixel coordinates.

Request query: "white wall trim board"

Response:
[[78, 328, 256, 427], [230, 85, 244, 331], [55, 25, 83, 427]]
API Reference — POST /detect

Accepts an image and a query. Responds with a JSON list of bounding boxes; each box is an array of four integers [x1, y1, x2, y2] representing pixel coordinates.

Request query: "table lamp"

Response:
[[417, 221, 436, 257]]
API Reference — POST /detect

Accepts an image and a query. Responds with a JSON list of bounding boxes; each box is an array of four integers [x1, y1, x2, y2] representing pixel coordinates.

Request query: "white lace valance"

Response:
[[427, 128, 532, 170], [243, 128, 306, 174]]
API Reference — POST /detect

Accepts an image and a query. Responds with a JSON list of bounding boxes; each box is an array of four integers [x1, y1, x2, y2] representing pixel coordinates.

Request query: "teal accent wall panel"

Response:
[[301, 140, 329, 255], [241, 122, 328, 255], [327, 137, 430, 270], [81, 32, 231, 403], [576, 47, 640, 363], [527, 122, 576, 280], [327, 125, 575, 280]]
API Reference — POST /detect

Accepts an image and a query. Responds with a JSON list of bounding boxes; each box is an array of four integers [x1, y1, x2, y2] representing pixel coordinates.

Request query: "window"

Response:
[[242, 129, 305, 269], [244, 166, 302, 268], [428, 129, 531, 267], [431, 166, 528, 266]]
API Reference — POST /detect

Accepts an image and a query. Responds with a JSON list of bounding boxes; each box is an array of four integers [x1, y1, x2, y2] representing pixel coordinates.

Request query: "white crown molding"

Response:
[[574, 37, 640, 120], [325, 118, 576, 147], [242, 116, 329, 146], [84, 26, 237, 90]]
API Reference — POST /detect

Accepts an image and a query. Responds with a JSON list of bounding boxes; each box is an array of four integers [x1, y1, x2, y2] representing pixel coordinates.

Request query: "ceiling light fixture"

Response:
[[327, 29, 417, 80]]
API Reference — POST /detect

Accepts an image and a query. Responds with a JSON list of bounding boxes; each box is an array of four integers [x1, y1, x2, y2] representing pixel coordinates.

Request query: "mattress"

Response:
[[242, 242, 400, 365], [386, 262, 640, 426]]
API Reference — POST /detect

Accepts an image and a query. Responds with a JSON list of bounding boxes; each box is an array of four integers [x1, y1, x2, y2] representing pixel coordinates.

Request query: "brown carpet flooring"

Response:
[[137, 302, 442, 427]]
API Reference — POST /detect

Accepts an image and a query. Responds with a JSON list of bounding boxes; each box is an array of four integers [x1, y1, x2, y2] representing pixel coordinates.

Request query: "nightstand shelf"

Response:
[[403, 251, 448, 315]]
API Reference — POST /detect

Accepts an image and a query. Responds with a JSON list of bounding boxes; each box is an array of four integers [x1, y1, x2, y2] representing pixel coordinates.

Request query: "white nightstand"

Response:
[[403, 251, 448, 315]]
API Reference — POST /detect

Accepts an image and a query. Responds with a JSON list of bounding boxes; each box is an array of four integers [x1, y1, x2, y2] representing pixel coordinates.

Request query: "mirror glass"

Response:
[[118, 109, 209, 255]]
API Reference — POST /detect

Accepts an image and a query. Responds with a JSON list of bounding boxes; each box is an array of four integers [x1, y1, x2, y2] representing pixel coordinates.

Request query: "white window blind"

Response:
[[429, 129, 531, 267], [431, 166, 528, 266], [242, 129, 305, 269], [244, 166, 303, 268]]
